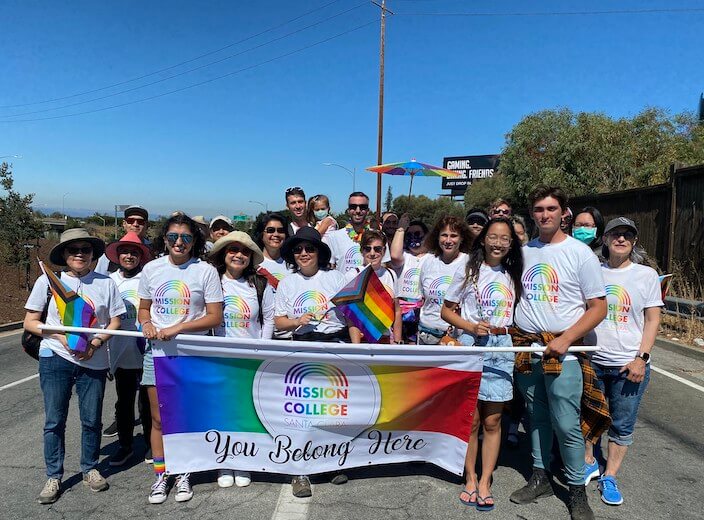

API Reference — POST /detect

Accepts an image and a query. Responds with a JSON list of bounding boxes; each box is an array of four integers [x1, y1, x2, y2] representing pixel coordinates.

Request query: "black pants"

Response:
[[114, 368, 151, 450]]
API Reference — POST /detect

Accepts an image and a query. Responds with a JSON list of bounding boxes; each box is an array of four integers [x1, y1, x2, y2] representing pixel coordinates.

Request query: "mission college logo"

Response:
[[428, 275, 453, 305], [522, 264, 559, 303], [120, 289, 139, 320], [605, 285, 631, 327], [344, 246, 363, 271], [479, 282, 514, 319], [293, 291, 329, 319], [400, 267, 420, 296], [153, 280, 191, 316], [223, 295, 251, 329], [253, 358, 381, 440]]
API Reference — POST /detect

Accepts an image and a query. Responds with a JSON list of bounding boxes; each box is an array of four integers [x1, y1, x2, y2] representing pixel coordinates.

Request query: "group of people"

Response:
[[23, 185, 662, 520]]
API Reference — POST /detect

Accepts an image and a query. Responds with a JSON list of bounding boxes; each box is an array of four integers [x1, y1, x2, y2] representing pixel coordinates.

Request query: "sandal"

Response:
[[477, 494, 495, 512], [459, 488, 478, 507]]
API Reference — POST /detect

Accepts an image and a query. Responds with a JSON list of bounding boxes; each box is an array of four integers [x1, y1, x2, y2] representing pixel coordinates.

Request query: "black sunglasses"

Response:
[[265, 226, 286, 234], [348, 204, 369, 211], [292, 244, 317, 254], [362, 245, 384, 254], [608, 230, 636, 241], [226, 245, 252, 255], [66, 246, 93, 255], [285, 186, 303, 194], [165, 232, 194, 245]]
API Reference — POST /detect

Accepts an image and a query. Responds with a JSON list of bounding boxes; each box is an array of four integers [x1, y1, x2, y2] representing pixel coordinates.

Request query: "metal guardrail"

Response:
[[664, 297, 704, 321]]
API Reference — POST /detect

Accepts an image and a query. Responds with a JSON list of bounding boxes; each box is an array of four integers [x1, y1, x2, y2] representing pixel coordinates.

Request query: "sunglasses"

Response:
[[491, 209, 511, 216], [165, 232, 194, 245], [125, 216, 146, 225], [117, 247, 142, 256], [467, 218, 486, 226], [292, 244, 317, 254], [362, 245, 384, 254], [226, 245, 252, 256], [608, 230, 636, 241], [265, 226, 286, 234], [348, 204, 369, 211], [66, 246, 93, 255], [285, 186, 303, 194]]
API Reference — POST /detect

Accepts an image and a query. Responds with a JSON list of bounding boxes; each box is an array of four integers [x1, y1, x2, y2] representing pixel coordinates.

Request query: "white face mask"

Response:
[[313, 209, 329, 220]]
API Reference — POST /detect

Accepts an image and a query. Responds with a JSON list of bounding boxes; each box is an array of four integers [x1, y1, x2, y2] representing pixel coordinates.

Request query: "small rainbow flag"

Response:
[[39, 261, 97, 353], [659, 274, 673, 301], [331, 266, 394, 343]]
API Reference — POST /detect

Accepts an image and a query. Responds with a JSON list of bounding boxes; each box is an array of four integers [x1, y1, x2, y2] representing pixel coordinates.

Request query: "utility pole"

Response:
[[373, 0, 393, 219]]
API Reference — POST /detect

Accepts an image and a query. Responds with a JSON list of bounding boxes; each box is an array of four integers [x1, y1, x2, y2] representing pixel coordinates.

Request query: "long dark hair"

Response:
[[154, 213, 206, 260], [462, 218, 523, 302], [576, 206, 605, 250]]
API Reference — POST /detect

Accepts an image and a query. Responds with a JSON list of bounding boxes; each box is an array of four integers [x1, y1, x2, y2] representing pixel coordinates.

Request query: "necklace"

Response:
[[345, 223, 368, 243]]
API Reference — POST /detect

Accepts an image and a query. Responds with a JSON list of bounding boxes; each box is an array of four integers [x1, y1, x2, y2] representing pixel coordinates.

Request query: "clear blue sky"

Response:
[[2, 0, 703, 218]]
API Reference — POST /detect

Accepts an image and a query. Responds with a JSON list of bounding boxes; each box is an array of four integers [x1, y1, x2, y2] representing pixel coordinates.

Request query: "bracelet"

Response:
[[140, 320, 152, 327], [90, 336, 104, 348]]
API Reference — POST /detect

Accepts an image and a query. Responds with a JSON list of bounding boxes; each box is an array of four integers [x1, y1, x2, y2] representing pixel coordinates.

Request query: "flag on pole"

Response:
[[331, 266, 394, 342], [39, 261, 97, 353], [659, 274, 673, 301]]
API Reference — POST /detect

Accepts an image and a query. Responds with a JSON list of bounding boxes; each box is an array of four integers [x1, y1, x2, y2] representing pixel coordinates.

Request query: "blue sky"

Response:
[[2, 0, 703, 218]]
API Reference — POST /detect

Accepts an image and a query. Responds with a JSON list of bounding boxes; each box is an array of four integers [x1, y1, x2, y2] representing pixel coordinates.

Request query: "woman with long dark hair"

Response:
[[441, 217, 523, 511], [138, 213, 223, 504], [572, 206, 605, 255]]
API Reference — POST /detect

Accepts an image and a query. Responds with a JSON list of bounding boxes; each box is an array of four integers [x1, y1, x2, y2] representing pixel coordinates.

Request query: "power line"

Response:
[[2, 2, 367, 118], [0, 0, 345, 109], [1, 20, 377, 123], [396, 7, 704, 17]]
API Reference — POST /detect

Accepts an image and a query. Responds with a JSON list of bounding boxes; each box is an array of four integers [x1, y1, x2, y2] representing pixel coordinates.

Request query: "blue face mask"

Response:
[[313, 209, 329, 221], [572, 226, 597, 244]]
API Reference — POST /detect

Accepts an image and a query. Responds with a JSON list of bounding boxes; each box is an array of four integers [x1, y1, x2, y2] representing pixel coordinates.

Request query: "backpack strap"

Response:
[[252, 274, 268, 326]]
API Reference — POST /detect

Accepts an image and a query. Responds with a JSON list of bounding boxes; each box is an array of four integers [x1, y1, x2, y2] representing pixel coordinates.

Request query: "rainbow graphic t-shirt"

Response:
[[216, 276, 262, 339], [444, 264, 515, 328]]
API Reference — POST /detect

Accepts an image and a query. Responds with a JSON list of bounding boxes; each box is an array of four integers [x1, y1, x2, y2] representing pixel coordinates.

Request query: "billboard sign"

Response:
[[442, 155, 500, 193]]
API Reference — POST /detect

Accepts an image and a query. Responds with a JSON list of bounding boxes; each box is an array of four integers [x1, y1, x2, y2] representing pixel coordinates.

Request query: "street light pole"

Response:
[[249, 200, 268, 213], [62, 193, 70, 221], [322, 163, 356, 192]]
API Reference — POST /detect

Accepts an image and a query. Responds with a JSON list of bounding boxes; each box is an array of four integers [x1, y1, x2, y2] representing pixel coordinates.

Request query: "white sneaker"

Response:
[[148, 473, 168, 504], [217, 469, 234, 488], [234, 471, 251, 487], [174, 473, 193, 502]]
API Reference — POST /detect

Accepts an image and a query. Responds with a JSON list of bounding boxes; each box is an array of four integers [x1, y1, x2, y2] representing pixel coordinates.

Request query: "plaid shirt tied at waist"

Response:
[[508, 328, 611, 443]]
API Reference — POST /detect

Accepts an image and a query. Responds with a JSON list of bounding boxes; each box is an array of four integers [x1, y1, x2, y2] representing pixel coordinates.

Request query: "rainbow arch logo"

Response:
[[293, 291, 328, 309], [480, 282, 513, 307], [429, 275, 454, 292], [344, 246, 362, 267], [605, 285, 632, 306], [155, 280, 191, 299], [224, 295, 251, 318], [285, 363, 349, 387], [522, 264, 559, 285], [273, 272, 286, 281], [120, 289, 140, 304], [403, 267, 421, 282]]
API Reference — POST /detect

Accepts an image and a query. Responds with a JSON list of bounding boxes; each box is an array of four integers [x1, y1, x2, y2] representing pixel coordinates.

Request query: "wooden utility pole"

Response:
[[373, 0, 393, 218]]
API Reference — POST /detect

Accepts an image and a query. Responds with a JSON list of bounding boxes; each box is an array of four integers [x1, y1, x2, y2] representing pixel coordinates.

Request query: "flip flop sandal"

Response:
[[459, 488, 478, 507], [477, 495, 495, 512]]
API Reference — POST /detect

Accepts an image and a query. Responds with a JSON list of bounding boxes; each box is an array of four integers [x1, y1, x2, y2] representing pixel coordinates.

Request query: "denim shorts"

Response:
[[460, 333, 515, 402], [141, 342, 155, 386], [592, 362, 650, 446]]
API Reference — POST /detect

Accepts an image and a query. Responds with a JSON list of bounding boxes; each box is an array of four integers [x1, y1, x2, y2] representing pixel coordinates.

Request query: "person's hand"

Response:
[[620, 358, 646, 383], [473, 320, 492, 336], [157, 324, 182, 341], [297, 313, 315, 327], [398, 213, 410, 231], [142, 322, 158, 340], [52, 333, 69, 348], [544, 335, 571, 358], [75, 337, 101, 361]]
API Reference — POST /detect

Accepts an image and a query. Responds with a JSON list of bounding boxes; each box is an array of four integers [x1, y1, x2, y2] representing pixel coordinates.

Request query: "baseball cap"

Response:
[[124, 205, 148, 220], [210, 215, 233, 229], [604, 216, 638, 236]]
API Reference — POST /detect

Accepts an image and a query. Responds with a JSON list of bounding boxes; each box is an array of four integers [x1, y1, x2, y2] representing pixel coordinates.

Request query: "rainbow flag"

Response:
[[331, 266, 394, 342], [659, 274, 673, 301], [39, 261, 97, 353]]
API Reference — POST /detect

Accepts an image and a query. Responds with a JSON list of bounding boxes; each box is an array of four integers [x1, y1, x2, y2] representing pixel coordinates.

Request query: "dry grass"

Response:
[[659, 260, 704, 346]]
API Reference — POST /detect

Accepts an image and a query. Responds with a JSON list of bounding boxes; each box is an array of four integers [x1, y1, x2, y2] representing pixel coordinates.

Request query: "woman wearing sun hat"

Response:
[[209, 230, 274, 489], [103, 232, 153, 468], [24, 228, 126, 505]]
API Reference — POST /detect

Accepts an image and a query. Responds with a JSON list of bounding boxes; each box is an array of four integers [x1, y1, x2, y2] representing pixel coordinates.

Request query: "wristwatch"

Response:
[[636, 352, 650, 362]]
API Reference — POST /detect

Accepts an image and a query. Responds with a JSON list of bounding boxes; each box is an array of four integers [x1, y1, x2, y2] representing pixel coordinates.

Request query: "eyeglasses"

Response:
[[285, 186, 303, 194], [165, 232, 194, 245], [226, 245, 252, 256], [485, 235, 512, 246], [362, 245, 384, 254], [265, 226, 286, 234], [66, 246, 93, 255], [491, 209, 511, 216], [348, 204, 369, 211], [125, 217, 146, 225], [573, 223, 596, 228], [608, 230, 636, 241], [292, 244, 317, 254]]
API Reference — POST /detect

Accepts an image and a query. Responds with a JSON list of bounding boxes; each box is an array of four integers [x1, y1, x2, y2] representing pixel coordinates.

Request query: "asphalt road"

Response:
[[1, 329, 703, 520]]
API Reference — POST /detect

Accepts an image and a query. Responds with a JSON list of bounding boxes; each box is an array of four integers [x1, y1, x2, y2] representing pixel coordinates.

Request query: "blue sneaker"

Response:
[[598, 475, 624, 505], [584, 459, 600, 484]]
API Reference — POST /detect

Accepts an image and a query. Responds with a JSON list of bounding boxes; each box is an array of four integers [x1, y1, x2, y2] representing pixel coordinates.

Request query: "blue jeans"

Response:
[[459, 333, 514, 402], [592, 362, 650, 446], [516, 358, 585, 485], [39, 354, 108, 479]]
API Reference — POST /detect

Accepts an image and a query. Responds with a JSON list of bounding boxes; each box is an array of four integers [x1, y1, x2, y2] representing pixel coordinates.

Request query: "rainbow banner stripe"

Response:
[[153, 337, 481, 476], [331, 266, 394, 342], [39, 261, 97, 353]]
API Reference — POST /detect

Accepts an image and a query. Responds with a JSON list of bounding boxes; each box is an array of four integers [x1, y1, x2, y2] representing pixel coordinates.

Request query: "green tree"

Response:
[[0, 162, 44, 267], [464, 174, 512, 211], [384, 186, 393, 212], [391, 195, 464, 226]]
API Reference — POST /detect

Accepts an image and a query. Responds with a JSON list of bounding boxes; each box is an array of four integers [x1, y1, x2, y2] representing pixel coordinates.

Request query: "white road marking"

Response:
[[652, 365, 704, 393], [0, 373, 39, 391], [270, 484, 311, 520]]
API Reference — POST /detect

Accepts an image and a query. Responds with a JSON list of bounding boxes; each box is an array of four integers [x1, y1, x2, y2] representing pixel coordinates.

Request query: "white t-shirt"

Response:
[[94, 254, 111, 276], [587, 263, 663, 367], [137, 256, 223, 333], [215, 275, 275, 339], [327, 228, 365, 274], [419, 253, 468, 331], [395, 252, 429, 302], [445, 263, 516, 329], [25, 271, 126, 370], [274, 269, 347, 335], [317, 215, 339, 240], [108, 270, 145, 371], [515, 236, 605, 336], [258, 256, 292, 289]]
